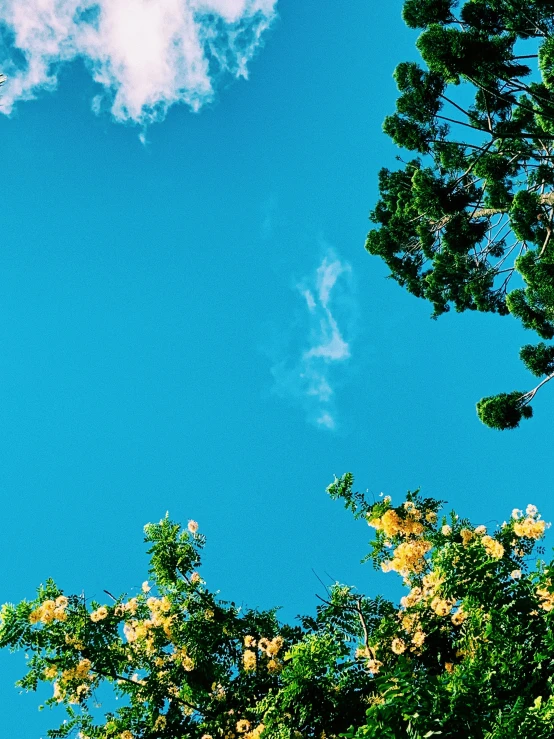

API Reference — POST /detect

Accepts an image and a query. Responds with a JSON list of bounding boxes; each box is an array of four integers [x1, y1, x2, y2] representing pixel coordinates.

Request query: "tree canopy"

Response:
[[3, 475, 554, 738], [366, 0, 554, 429]]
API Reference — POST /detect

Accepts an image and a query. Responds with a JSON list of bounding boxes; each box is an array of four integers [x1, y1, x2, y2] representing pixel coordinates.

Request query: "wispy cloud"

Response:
[[271, 249, 355, 431], [0, 0, 277, 125]]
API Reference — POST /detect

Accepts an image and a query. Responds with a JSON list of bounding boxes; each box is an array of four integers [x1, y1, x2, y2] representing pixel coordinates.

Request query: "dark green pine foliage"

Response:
[[367, 0, 554, 429]]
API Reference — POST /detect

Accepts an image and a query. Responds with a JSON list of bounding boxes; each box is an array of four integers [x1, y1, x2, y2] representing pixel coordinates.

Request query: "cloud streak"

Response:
[[271, 250, 355, 431], [0, 0, 277, 124]]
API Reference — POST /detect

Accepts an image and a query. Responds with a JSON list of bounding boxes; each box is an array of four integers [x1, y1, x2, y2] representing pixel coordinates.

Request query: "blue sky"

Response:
[[1, 1, 553, 734]]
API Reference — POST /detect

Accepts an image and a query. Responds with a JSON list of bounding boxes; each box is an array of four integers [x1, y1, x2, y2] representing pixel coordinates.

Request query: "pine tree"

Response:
[[367, 0, 554, 429]]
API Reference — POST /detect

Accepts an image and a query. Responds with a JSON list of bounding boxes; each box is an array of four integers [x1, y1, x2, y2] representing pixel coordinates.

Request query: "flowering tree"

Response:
[[3, 474, 554, 738]]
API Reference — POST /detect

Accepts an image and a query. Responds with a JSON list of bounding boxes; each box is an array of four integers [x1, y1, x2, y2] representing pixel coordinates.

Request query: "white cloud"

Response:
[[271, 249, 355, 431], [0, 0, 277, 124]]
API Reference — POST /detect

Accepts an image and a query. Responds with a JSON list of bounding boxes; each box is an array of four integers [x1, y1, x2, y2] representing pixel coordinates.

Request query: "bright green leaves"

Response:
[[520, 342, 554, 376], [416, 25, 527, 86], [509, 191, 543, 244], [383, 63, 445, 153], [144, 513, 204, 586], [476, 391, 533, 430], [402, 0, 455, 29]]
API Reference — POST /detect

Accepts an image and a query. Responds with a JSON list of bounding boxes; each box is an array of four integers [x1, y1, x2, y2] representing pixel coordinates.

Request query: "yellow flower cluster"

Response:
[[29, 596, 68, 625], [430, 596, 453, 617], [243, 649, 256, 671], [381, 539, 432, 575], [51, 658, 95, 704], [369, 505, 424, 538], [244, 724, 264, 739], [44, 665, 58, 680], [451, 607, 467, 626], [514, 516, 546, 540], [122, 596, 174, 648], [154, 716, 167, 731], [90, 606, 108, 622], [258, 636, 284, 657], [481, 535, 505, 560], [391, 638, 406, 655], [242, 636, 283, 673], [61, 658, 92, 683], [173, 647, 195, 671], [400, 586, 423, 609], [236, 719, 251, 733], [536, 580, 554, 611], [460, 528, 473, 546]]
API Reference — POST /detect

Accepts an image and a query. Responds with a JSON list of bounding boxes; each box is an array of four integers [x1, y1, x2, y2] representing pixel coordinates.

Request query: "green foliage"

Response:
[[367, 0, 554, 427], [520, 342, 554, 376], [4, 475, 554, 739], [476, 391, 533, 430]]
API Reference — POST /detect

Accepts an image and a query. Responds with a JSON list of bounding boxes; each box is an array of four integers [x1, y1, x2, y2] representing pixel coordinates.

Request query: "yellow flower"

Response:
[[510, 569, 522, 580], [474, 525, 487, 535], [391, 638, 406, 655], [188, 520, 199, 534], [154, 716, 167, 731], [451, 608, 467, 626], [367, 658, 382, 674], [190, 572, 201, 583], [181, 656, 195, 671], [55, 596, 68, 609], [460, 528, 473, 546], [441, 525, 452, 536], [204, 609, 215, 620], [481, 536, 504, 559], [41, 609, 55, 625], [54, 607, 67, 621], [400, 587, 422, 608], [265, 637, 283, 656], [120, 732, 134, 739], [243, 649, 256, 671], [537, 581, 554, 611], [431, 597, 452, 617], [383, 539, 432, 575], [412, 630, 425, 647], [90, 606, 108, 622], [142, 581, 151, 593], [426, 511, 437, 523], [201, 736, 214, 739], [445, 662, 454, 673], [244, 635, 256, 648], [450, 607, 467, 626], [380, 509, 404, 537], [124, 622, 137, 642], [237, 720, 251, 733], [125, 598, 138, 615], [44, 665, 58, 680], [29, 608, 42, 624], [258, 637, 270, 653], [267, 658, 282, 673], [514, 517, 546, 540], [422, 571, 444, 597]]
